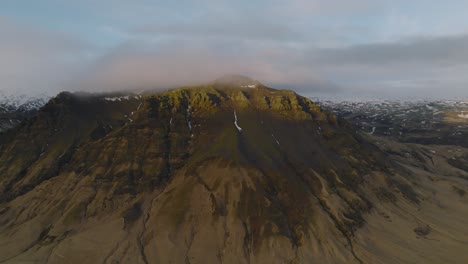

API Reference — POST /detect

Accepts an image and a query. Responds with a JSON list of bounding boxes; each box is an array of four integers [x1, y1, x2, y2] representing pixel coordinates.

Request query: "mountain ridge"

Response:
[[0, 84, 467, 263]]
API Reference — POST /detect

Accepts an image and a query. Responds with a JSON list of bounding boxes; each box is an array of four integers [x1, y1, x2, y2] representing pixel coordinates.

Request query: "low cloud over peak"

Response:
[[2, 1, 468, 98]]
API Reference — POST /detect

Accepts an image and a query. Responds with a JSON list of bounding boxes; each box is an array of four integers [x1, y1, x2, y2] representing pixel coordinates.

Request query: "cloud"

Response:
[[72, 39, 336, 93], [0, 18, 93, 95], [131, 18, 302, 43], [298, 34, 468, 97], [310, 34, 468, 66], [73, 32, 468, 98], [3, 1, 468, 98]]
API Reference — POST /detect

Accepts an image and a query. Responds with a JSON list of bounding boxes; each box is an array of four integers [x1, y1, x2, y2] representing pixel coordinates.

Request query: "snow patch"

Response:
[[425, 104, 437, 111], [124, 114, 133, 123], [241, 84, 257, 89], [104, 96, 130, 102], [0, 93, 49, 111], [271, 134, 280, 145], [186, 105, 192, 131], [234, 111, 242, 132]]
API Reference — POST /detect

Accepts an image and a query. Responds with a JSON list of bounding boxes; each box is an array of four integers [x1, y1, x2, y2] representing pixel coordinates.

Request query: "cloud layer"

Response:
[[2, 1, 468, 98], [0, 19, 93, 95]]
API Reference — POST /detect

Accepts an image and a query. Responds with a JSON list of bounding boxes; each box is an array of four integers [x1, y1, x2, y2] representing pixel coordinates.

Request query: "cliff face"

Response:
[[0, 85, 467, 264]]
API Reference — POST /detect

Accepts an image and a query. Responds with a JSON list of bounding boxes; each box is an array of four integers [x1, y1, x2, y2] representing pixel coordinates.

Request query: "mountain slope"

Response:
[[0, 84, 467, 263]]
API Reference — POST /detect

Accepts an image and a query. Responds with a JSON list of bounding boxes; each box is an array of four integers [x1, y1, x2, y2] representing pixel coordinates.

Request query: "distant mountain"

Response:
[[0, 83, 467, 263], [0, 93, 50, 132]]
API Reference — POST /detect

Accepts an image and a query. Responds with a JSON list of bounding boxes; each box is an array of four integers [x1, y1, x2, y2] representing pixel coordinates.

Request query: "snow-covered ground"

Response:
[[0, 93, 50, 112], [317, 98, 468, 146], [0, 93, 51, 132]]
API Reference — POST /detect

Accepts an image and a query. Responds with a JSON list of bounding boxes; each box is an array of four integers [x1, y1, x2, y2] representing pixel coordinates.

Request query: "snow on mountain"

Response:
[[316, 97, 468, 147], [0, 92, 50, 112], [0, 92, 51, 132]]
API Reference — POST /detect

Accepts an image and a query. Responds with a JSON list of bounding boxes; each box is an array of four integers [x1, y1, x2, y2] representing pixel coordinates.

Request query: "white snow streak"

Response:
[[186, 105, 192, 131], [271, 134, 280, 145], [241, 84, 257, 88], [234, 111, 242, 132], [104, 96, 130, 102]]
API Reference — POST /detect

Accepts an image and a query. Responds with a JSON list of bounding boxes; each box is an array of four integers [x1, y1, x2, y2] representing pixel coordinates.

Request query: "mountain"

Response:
[[0, 93, 50, 132], [0, 82, 467, 263]]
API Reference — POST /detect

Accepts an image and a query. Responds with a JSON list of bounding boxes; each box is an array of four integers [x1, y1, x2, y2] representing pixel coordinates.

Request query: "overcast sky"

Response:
[[1, 0, 468, 98]]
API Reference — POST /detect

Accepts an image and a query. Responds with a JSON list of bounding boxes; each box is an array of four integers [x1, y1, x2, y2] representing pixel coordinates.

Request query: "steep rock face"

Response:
[[0, 92, 142, 201], [0, 85, 466, 263]]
